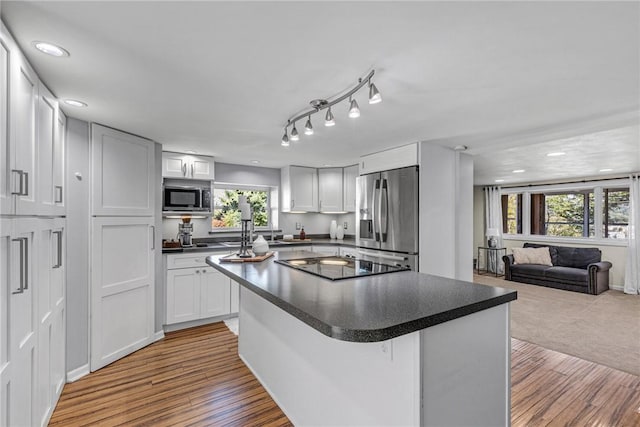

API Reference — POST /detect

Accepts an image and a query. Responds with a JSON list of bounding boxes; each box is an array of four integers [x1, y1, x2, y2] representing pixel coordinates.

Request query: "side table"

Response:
[[477, 247, 506, 277]]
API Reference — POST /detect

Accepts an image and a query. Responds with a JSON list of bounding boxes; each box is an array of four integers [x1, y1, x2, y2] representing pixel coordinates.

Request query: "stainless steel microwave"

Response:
[[163, 185, 211, 212]]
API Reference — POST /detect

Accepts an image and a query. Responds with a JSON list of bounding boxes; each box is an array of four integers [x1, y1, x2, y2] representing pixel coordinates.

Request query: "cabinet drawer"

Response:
[[167, 251, 229, 269]]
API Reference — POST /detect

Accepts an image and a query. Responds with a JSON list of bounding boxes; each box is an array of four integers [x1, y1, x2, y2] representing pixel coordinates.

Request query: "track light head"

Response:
[[369, 81, 382, 104], [304, 116, 314, 135], [325, 107, 335, 127], [290, 123, 299, 141], [348, 98, 360, 118], [281, 130, 290, 146]]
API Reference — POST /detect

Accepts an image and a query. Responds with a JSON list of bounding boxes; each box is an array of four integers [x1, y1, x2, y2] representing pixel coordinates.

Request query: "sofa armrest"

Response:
[[587, 261, 612, 295], [502, 254, 514, 280]]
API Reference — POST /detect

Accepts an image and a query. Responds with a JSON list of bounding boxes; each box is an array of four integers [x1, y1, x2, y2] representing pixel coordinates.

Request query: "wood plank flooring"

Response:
[[50, 322, 640, 426]]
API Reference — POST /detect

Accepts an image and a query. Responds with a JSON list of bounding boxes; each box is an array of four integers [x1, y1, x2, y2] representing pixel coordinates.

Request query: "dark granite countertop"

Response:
[[162, 237, 357, 254], [206, 250, 517, 343]]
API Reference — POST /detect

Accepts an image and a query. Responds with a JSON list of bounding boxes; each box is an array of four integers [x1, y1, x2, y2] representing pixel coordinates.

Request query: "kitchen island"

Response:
[[206, 250, 517, 426]]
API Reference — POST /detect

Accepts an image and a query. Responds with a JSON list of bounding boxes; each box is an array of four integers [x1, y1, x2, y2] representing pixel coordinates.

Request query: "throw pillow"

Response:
[[512, 247, 553, 266]]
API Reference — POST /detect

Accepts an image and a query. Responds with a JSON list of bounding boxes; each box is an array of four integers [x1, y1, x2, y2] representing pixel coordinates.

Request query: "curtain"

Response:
[[624, 174, 639, 295], [485, 186, 504, 274]]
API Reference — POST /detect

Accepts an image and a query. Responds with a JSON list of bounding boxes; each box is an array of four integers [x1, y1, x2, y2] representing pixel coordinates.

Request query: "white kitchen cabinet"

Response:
[[359, 143, 418, 175], [312, 245, 340, 256], [343, 164, 358, 212], [91, 124, 156, 216], [162, 151, 214, 180], [165, 251, 236, 328], [52, 110, 66, 215], [281, 166, 318, 212], [318, 168, 343, 213], [0, 218, 37, 427], [36, 83, 58, 216], [0, 29, 12, 215], [339, 246, 359, 258]]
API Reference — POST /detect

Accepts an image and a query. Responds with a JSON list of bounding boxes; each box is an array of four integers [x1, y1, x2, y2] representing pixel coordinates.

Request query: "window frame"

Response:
[[499, 178, 629, 246], [210, 183, 275, 232]]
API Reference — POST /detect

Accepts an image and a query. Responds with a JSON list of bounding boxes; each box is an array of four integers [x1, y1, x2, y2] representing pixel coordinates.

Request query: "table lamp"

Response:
[[486, 228, 499, 247]]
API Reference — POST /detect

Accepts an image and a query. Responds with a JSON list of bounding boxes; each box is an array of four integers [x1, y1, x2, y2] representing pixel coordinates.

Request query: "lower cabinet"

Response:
[[165, 251, 238, 327], [0, 217, 65, 427], [312, 245, 341, 256]]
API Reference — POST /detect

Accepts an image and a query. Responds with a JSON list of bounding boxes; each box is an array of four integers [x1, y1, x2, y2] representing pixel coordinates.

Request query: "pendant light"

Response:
[[368, 79, 381, 104], [290, 122, 300, 141], [281, 129, 290, 147], [325, 107, 335, 127], [348, 96, 360, 118], [304, 116, 314, 135]]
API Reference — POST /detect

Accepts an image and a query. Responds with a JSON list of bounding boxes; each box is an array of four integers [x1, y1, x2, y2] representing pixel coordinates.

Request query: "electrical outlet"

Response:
[[343, 221, 348, 229], [295, 222, 301, 230]]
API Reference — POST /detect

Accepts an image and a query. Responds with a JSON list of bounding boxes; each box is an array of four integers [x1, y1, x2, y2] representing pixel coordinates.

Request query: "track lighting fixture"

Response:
[[280, 69, 381, 146], [348, 97, 360, 118], [325, 107, 335, 127], [304, 116, 314, 135], [290, 122, 300, 141]]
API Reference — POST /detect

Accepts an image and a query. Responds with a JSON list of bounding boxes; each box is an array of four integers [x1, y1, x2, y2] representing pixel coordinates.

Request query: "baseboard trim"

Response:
[[154, 330, 165, 342], [163, 313, 237, 333], [66, 364, 90, 383], [610, 284, 624, 292]]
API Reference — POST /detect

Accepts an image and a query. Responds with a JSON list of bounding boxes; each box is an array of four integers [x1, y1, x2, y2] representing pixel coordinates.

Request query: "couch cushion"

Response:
[[523, 243, 559, 265], [512, 247, 553, 266], [554, 247, 601, 269], [510, 263, 551, 277], [543, 266, 589, 284]]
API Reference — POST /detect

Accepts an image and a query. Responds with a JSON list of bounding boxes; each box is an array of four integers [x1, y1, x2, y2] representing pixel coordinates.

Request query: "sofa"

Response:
[[502, 243, 612, 295]]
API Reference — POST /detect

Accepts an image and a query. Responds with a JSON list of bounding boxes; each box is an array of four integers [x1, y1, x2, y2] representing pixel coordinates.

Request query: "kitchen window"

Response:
[[211, 185, 272, 230], [530, 191, 595, 238]]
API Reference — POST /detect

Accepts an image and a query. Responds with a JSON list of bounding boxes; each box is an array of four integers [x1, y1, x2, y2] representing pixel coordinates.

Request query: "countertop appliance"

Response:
[[356, 165, 419, 270], [163, 184, 211, 212], [275, 256, 409, 281]]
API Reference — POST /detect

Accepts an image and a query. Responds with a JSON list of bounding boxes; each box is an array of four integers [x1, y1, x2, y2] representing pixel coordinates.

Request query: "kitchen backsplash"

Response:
[[162, 212, 356, 240]]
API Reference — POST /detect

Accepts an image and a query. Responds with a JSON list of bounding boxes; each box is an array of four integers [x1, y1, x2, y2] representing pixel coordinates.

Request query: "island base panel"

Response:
[[238, 287, 421, 426]]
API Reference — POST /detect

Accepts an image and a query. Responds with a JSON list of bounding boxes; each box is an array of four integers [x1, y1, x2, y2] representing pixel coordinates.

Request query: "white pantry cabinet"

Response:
[[0, 29, 12, 215], [91, 124, 156, 216], [343, 164, 358, 212], [162, 151, 214, 180], [318, 168, 343, 213], [281, 166, 318, 212], [165, 251, 237, 328]]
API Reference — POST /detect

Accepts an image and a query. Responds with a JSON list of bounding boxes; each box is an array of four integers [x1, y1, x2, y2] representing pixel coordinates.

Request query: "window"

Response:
[[531, 191, 594, 237], [212, 186, 270, 230], [501, 193, 522, 234], [603, 188, 629, 239]]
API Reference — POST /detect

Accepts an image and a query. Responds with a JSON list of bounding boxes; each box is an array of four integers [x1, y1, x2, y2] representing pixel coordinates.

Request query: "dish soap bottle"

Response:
[[299, 227, 306, 240]]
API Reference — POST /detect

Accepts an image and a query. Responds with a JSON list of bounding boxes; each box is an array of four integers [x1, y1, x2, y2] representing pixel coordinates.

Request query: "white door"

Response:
[[318, 168, 343, 212], [166, 267, 201, 324], [91, 216, 154, 371], [2, 218, 37, 426], [0, 31, 13, 215], [190, 155, 214, 180], [91, 124, 155, 216], [12, 45, 38, 215], [161, 151, 188, 178], [200, 267, 231, 318], [49, 219, 65, 404], [36, 82, 57, 216]]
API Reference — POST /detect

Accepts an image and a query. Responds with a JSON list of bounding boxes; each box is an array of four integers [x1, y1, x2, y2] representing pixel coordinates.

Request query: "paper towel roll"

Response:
[[240, 202, 251, 220]]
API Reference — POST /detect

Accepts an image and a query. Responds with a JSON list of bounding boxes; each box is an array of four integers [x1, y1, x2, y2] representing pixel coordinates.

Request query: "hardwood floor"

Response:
[[50, 323, 640, 426]]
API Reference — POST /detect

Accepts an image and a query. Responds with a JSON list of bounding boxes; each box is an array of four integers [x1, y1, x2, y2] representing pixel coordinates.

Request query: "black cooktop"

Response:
[[275, 256, 409, 281]]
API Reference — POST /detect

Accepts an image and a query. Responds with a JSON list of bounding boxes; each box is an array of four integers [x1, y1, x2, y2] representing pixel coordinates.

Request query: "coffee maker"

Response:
[[178, 216, 194, 247]]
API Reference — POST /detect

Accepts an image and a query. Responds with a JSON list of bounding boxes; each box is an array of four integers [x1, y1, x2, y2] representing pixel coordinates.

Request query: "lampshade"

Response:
[[485, 228, 499, 237]]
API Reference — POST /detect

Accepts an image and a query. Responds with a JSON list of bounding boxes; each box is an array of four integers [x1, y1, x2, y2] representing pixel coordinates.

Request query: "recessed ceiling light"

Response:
[[512, 169, 525, 173], [323, 164, 332, 167], [495, 179, 505, 183], [33, 41, 69, 57], [546, 152, 566, 157], [251, 160, 260, 164], [599, 168, 613, 172], [185, 150, 197, 154], [63, 99, 87, 107]]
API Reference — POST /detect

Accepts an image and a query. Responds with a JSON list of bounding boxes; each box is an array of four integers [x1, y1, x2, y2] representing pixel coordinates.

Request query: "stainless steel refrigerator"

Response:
[[355, 166, 419, 270]]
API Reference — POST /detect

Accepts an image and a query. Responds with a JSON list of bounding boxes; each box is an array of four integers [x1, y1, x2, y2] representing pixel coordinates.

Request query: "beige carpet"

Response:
[[473, 274, 640, 376]]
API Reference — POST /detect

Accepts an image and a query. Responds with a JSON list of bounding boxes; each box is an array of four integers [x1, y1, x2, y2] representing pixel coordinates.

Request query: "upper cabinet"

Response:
[[162, 151, 214, 180], [281, 166, 318, 212], [343, 165, 358, 213], [91, 124, 156, 216], [0, 23, 65, 217], [318, 168, 343, 213], [359, 143, 418, 175]]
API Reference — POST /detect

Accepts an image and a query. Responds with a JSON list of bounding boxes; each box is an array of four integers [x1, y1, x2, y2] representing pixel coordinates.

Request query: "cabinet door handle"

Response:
[[319, 200, 322, 210], [53, 231, 63, 268], [55, 185, 63, 203], [195, 270, 200, 274], [11, 238, 25, 294], [191, 164, 194, 177], [291, 199, 294, 209], [11, 170, 23, 195], [22, 172, 29, 196], [150, 226, 155, 250], [182, 164, 187, 176]]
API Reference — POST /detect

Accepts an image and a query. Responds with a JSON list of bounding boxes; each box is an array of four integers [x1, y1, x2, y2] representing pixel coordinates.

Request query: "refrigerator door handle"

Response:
[[373, 179, 381, 242], [381, 179, 389, 242]]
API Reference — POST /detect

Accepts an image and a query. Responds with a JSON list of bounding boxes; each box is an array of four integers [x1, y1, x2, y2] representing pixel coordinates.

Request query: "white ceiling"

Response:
[[2, 1, 638, 185]]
